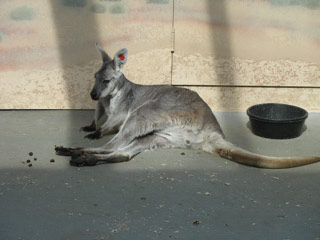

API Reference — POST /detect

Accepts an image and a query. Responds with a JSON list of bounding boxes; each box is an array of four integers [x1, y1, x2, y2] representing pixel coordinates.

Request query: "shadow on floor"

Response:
[[0, 110, 319, 239]]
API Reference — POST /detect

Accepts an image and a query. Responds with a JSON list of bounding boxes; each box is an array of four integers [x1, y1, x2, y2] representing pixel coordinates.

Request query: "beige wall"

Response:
[[0, 0, 172, 109], [1, 0, 319, 111]]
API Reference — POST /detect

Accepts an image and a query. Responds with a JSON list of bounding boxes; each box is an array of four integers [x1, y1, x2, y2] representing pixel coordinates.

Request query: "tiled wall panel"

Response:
[[0, 0, 172, 109], [1, 0, 320, 111], [172, 0, 320, 87]]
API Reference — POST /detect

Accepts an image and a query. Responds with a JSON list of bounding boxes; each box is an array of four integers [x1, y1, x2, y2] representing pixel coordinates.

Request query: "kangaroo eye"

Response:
[[103, 80, 110, 84]]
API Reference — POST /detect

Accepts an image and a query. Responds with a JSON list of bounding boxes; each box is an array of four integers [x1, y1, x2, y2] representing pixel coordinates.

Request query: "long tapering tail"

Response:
[[214, 139, 320, 169]]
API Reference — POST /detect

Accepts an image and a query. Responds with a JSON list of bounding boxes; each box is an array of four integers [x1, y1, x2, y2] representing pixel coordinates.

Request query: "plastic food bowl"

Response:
[[247, 103, 308, 139]]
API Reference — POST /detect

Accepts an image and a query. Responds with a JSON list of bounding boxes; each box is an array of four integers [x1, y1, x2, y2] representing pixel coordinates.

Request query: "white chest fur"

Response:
[[109, 88, 123, 114]]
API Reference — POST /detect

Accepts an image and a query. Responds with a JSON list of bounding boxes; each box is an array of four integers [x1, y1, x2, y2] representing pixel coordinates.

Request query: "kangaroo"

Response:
[[55, 45, 320, 168]]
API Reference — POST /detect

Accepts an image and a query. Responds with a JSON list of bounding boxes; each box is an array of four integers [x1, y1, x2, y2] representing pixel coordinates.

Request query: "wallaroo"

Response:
[[55, 45, 320, 168]]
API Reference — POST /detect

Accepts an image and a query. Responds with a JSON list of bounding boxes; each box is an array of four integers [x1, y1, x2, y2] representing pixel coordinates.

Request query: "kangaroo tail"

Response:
[[214, 139, 320, 169]]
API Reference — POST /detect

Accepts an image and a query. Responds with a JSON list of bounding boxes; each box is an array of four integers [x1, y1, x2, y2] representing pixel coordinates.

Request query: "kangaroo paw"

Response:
[[70, 154, 98, 167], [55, 146, 83, 156], [81, 125, 96, 132], [85, 129, 101, 140], [80, 121, 96, 132]]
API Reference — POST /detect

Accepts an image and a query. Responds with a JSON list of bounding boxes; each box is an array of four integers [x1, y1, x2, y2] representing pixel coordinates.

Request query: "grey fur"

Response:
[[55, 46, 320, 168]]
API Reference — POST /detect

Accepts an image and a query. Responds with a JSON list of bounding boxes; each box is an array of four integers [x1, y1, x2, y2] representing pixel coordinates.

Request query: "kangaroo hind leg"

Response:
[[70, 134, 170, 166], [55, 146, 110, 157], [100, 100, 167, 151], [58, 101, 169, 166]]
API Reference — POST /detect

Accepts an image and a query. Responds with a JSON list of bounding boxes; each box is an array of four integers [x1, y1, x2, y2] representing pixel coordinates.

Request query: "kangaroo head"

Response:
[[90, 44, 128, 100]]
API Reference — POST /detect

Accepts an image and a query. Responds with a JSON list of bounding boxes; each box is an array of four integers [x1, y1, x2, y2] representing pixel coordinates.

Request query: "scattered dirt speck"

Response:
[[26, 160, 31, 163], [180, 152, 185, 155], [33, 158, 37, 161], [50, 159, 55, 163], [28, 164, 32, 167], [192, 220, 200, 226], [29, 152, 33, 156]]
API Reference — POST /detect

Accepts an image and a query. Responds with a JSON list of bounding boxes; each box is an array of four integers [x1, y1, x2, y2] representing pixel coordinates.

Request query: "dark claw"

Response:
[[81, 121, 96, 132], [106, 155, 130, 163], [70, 154, 98, 167], [86, 156, 99, 166], [55, 146, 72, 156], [71, 150, 82, 158], [81, 126, 96, 132], [55, 146, 83, 156], [85, 130, 101, 140]]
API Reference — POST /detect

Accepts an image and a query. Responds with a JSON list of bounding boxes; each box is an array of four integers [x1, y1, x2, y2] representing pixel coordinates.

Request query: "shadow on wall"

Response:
[[49, 0, 101, 140], [206, 0, 248, 144], [207, 0, 235, 87]]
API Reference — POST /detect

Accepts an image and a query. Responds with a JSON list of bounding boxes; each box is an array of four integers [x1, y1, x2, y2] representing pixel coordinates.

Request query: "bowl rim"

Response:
[[247, 103, 308, 123]]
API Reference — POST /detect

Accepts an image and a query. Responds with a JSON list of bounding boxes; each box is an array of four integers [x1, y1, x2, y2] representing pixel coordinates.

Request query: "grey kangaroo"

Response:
[[55, 45, 320, 168]]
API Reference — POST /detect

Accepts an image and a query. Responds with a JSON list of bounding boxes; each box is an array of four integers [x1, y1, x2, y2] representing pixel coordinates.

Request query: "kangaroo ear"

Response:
[[114, 48, 128, 71], [95, 43, 112, 62]]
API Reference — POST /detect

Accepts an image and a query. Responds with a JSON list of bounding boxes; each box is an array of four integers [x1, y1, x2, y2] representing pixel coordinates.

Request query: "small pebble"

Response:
[[50, 159, 55, 163], [192, 220, 200, 226], [181, 152, 185, 155]]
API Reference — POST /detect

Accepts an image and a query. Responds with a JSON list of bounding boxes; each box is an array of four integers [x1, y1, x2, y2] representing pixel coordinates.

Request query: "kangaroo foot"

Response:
[[55, 146, 84, 156]]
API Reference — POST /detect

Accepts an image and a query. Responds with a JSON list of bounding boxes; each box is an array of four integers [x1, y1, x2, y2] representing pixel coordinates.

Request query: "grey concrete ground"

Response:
[[0, 110, 319, 240]]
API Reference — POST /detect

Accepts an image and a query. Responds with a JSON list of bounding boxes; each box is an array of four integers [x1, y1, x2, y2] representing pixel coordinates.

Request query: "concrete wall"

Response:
[[1, 0, 319, 111]]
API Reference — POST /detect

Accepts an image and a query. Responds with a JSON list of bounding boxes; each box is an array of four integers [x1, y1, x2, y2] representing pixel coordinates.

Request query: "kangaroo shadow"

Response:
[[207, 1, 249, 147], [49, 0, 101, 144]]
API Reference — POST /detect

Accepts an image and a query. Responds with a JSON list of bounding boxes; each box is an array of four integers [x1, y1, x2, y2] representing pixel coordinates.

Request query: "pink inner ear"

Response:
[[119, 54, 125, 61]]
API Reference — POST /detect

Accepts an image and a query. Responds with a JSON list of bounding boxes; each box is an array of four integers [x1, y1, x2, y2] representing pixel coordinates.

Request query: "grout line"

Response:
[[172, 0, 175, 29], [171, 84, 320, 89], [170, 0, 175, 85]]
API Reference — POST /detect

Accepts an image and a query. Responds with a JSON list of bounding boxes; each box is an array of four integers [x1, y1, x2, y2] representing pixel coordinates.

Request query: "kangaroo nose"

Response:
[[90, 91, 99, 101]]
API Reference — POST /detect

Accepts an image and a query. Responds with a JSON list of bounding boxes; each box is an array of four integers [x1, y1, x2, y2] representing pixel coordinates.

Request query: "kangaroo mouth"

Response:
[[91, 95, 99, 101]]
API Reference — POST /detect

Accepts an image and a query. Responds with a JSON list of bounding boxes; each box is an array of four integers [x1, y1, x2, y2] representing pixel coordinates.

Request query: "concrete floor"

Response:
[[0, 110, 319, 240]]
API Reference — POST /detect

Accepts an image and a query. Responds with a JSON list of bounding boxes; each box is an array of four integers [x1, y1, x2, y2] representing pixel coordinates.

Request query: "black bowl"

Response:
[[247, 103, 308, 139]]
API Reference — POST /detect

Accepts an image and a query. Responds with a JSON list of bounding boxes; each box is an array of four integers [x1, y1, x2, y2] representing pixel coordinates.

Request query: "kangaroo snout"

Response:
[[90, 90, 99, 101]]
